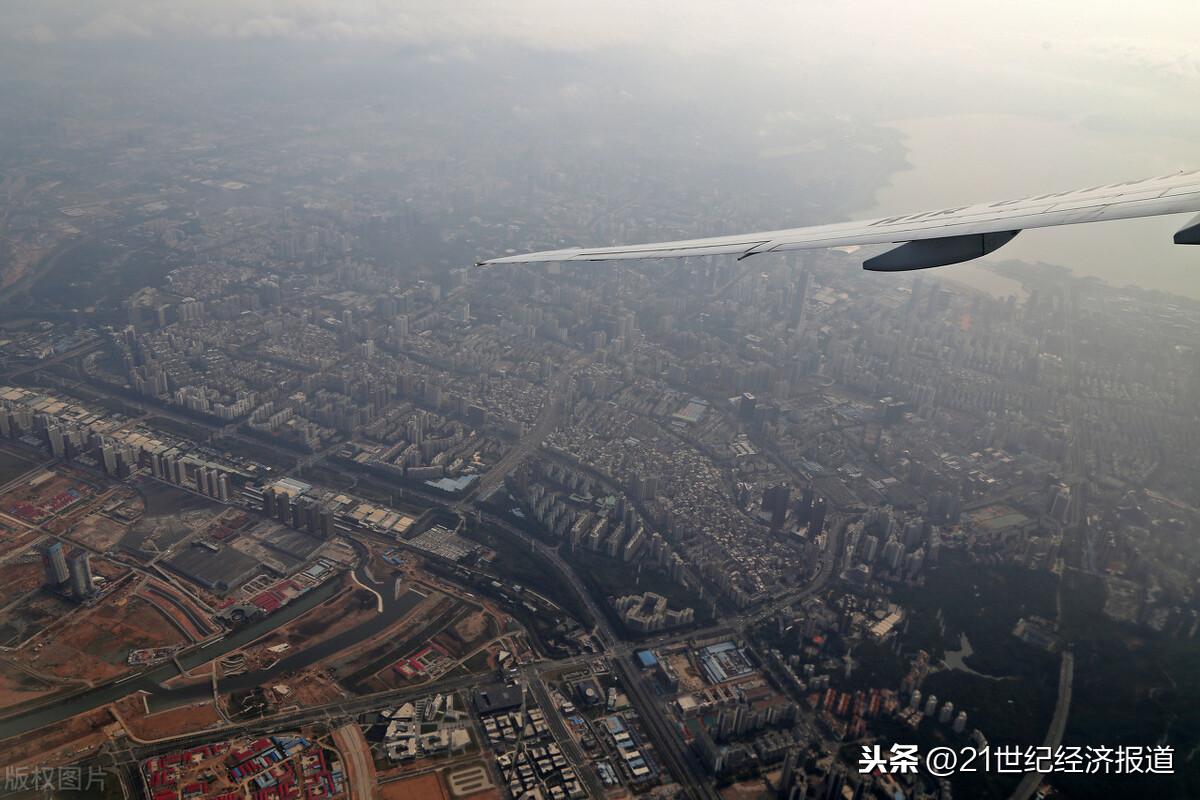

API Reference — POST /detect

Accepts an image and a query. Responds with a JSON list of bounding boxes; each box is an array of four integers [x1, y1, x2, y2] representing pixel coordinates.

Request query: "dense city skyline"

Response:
[[1, 4, 1199, 800]]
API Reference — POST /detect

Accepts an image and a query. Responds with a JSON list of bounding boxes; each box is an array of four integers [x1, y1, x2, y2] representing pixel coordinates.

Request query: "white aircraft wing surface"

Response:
[[479, 169, 1200, 271]]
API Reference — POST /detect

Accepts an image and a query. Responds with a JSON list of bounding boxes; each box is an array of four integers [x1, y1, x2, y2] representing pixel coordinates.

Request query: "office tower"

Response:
[[808, 497, 827, 536], [883, 537, 903, 570], [779, 748, 799, 794], [763, 484, 791, 528], [739, 392, 757, 421], [861, 534, 879, 564], [796, 485, 815, 523], [69, 552, 94, 599], [823, 767, 845, 800], [42, 541, 70, 585], [908, 275, 925, 314], [902, 519, 925, 550], [101, 442, 118, 476], [792, 270, 810, 327], [48, 425, 66, 458]]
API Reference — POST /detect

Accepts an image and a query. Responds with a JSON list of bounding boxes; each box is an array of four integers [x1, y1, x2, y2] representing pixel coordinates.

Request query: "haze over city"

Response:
[[0, 3, 1198, 800], [6, 1, 1200, 294]]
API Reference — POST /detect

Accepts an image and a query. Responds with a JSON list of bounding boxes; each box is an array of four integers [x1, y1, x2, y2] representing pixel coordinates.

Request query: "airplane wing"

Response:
[[479, 169, 1200, 271]]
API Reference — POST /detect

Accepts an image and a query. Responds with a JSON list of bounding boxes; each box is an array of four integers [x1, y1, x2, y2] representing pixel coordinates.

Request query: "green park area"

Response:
[[1054, 569, 1200, 799]]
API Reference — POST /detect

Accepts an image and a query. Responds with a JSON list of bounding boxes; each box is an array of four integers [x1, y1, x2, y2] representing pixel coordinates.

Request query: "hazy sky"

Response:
[[8, 2, 1198, 86], [6, 1, 1200, 295]]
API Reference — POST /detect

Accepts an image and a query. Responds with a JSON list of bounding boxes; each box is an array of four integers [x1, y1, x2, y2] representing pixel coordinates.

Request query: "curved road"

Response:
[[1008, 650, 1074, 800], [331, 723, 376, 800]]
